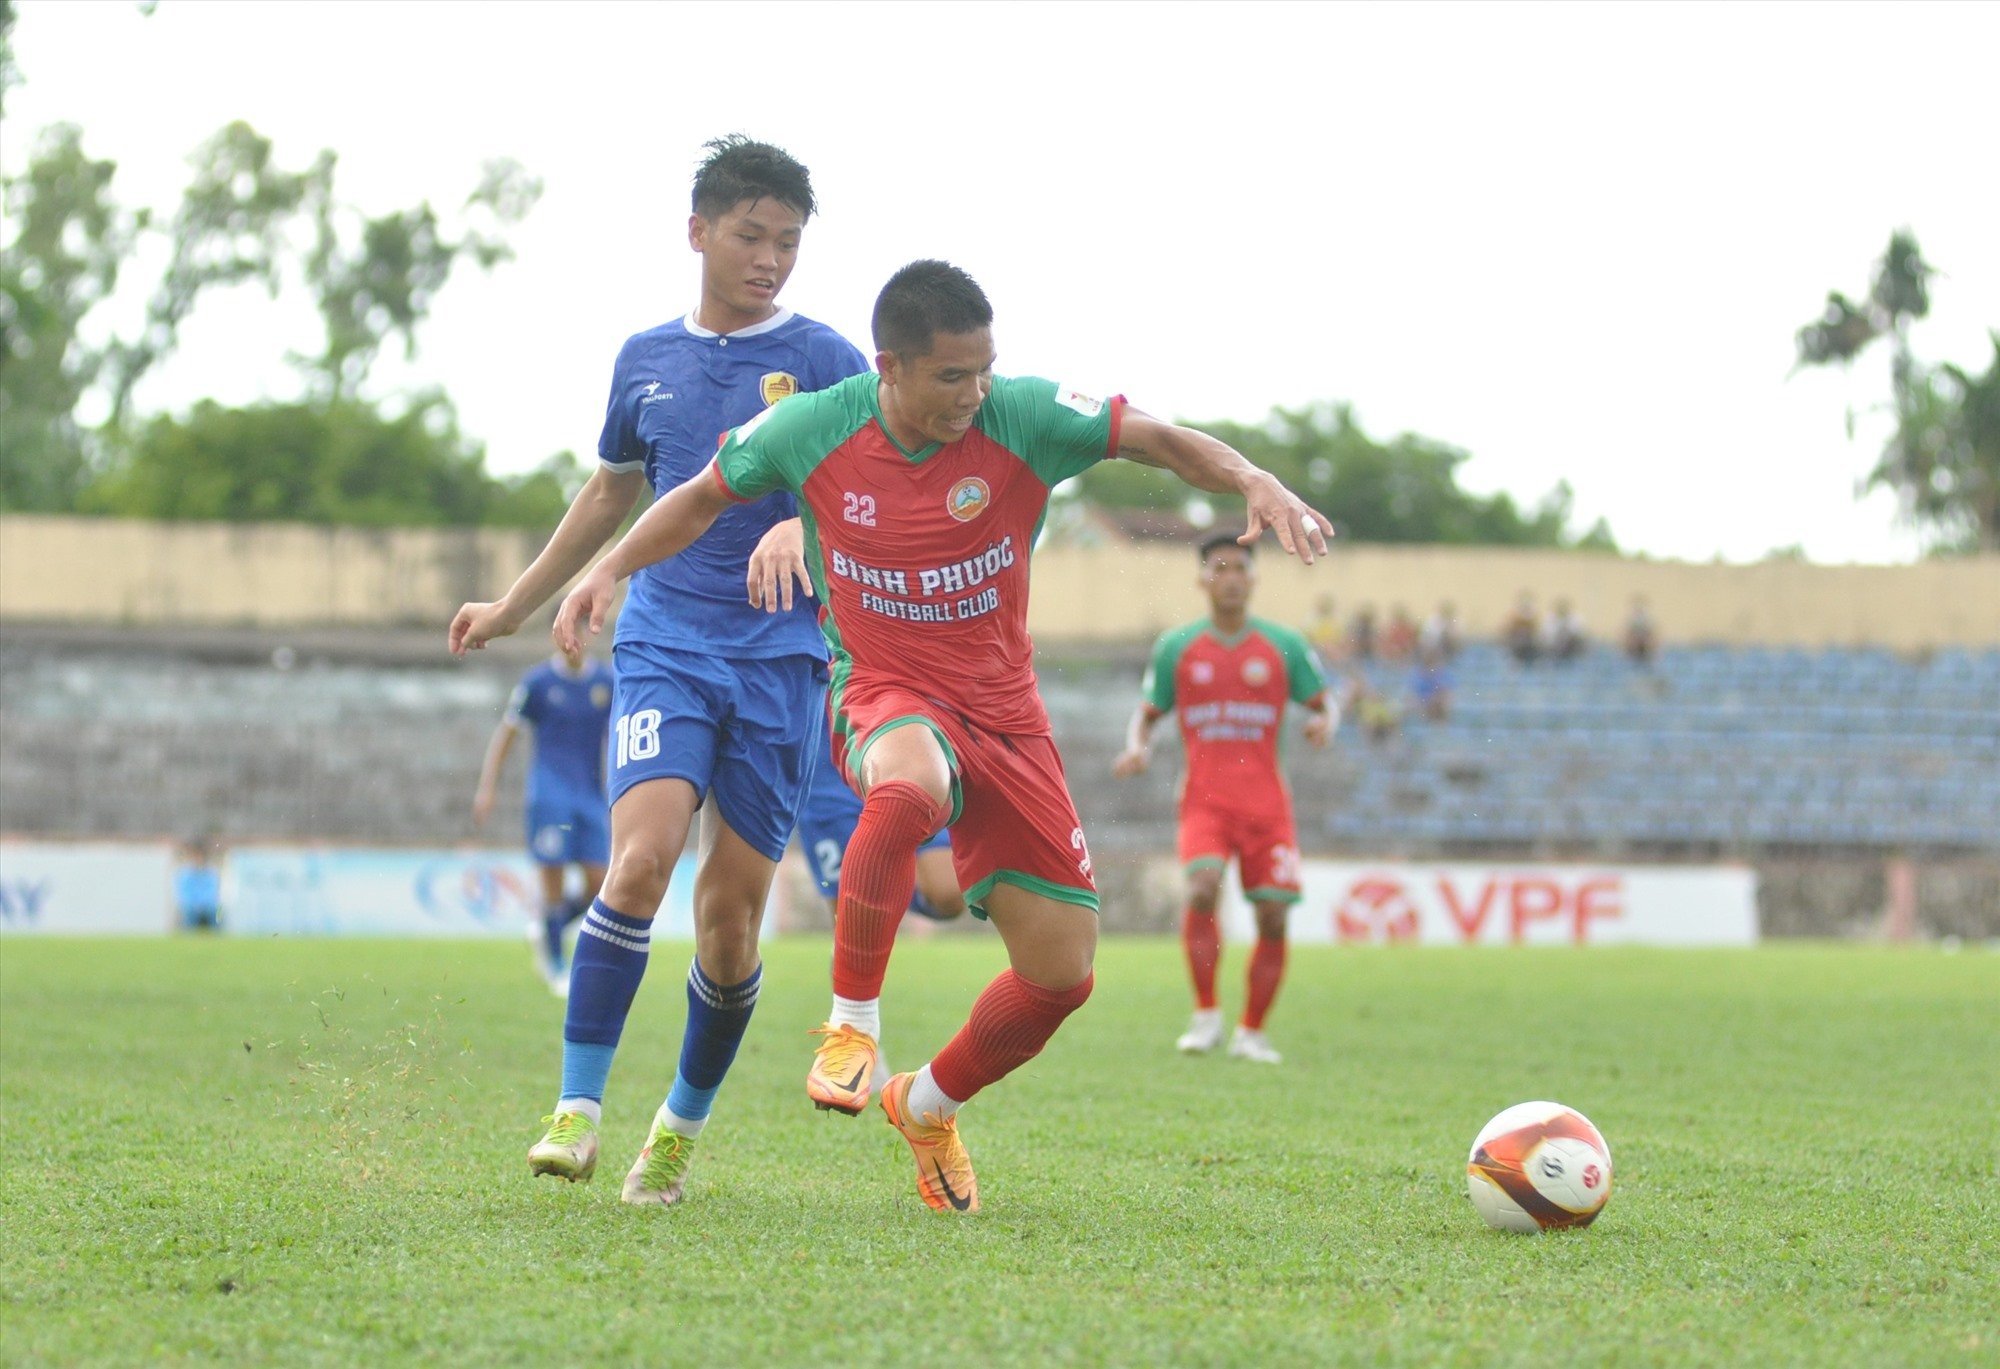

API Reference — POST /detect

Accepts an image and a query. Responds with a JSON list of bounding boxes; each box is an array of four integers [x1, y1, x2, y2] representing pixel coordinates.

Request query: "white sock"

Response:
[[903, 1063, 962, 1123], [1191, 1008, 1221, 1026], [663, 1105, 705, 1139], [555, 1097, 602, 1126], [830, 994, 881, 1040]]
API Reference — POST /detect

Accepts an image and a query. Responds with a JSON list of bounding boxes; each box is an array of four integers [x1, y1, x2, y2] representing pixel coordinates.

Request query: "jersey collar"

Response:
[[1203, 618, 1256, 648], [683, 307, 794, 340], [864, 380, 947, 464]]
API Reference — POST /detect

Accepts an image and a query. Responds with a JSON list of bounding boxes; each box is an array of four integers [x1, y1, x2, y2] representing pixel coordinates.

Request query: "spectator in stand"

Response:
[[1502, 592, 1540, 666], [1542, 598, 1588, 663], [1623, 595, 1658, 667], [1381, 605, 1418, 663], [1307, 595, 1345, 665], [1346, 604, 1378, 662], [1419, 601, 1459, 661], [174, 834, 223, 933], [1411, 646, 1453, 723], [1345, 670, 1402, 744]]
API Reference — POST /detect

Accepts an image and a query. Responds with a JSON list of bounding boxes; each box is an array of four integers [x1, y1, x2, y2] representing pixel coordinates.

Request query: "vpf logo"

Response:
[[760, 371, 798, 406], [1333, 876, 1420, 944], [947, 477, 991, 522], [1241, 657, 1272, 687]]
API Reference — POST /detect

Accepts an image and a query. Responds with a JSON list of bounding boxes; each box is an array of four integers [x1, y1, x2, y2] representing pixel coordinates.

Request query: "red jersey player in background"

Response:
[[1114, 535, 1333, 1064], [554, 260, 1333, 1213]]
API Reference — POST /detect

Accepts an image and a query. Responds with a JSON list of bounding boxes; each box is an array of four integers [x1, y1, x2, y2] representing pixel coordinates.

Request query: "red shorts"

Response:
[[834, 679, 1096, 917], [1178, 801, 1302, 904]]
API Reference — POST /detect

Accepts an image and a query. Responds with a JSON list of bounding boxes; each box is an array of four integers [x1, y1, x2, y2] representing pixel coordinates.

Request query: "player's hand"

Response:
[[450, 601, 523, 656], [1238, 471, 1335, 565], [553, 564, 617, 654], [1302, 711, 1334, 748], [747, 517, 814, 614], [1111, 747, 1150, 779], [471, 788, 495, 827]]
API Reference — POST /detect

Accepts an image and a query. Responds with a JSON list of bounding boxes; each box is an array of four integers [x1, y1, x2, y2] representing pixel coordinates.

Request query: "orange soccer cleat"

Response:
[[879, 1071, 980, 1214], [805, 1022, 880, 1115]]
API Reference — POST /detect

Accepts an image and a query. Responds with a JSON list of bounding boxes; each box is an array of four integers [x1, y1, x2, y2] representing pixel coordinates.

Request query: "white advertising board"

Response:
[[1221, 861, 1758, 946], [0, 841, 176, 934], [223, 847, 783, 940]]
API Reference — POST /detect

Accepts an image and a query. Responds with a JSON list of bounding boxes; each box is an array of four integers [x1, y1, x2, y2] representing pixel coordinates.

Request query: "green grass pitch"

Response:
[[2, 936, 1994, 1365]]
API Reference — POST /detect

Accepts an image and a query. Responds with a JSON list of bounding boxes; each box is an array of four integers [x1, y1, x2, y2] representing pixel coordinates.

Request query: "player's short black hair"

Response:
[[692, 135, 817, 221], [1198, 532, 1250, 562], [872, 260, 994, 359]]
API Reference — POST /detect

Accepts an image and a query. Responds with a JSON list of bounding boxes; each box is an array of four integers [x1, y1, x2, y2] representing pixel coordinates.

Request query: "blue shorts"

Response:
[[794, 744, 951, 900], [609, 641, 826, 863], [525, 790, 611, 867]]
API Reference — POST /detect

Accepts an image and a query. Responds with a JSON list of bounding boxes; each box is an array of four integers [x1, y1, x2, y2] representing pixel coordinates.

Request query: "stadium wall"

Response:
[[4, 515, 1998, 647]]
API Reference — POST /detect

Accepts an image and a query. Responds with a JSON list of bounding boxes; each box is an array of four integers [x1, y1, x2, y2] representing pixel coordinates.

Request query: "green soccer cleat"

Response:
[[528, 1110, 599, 1182], [621, 1109, 697, 1208]]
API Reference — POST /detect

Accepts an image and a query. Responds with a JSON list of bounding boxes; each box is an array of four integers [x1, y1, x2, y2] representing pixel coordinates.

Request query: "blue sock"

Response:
[[664, 959, 762, 1123], [557, 899, 652, 1107]]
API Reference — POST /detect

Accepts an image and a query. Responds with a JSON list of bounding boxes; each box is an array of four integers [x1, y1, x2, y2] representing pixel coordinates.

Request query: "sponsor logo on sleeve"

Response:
[[1053, 384, 1104, 418]]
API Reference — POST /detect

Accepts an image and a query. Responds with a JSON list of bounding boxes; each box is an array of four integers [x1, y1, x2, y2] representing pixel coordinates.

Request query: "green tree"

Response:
[[0, 122, 143, 510], [79, 395, 578, 529], [2, 11, 545, 522], [1795, 230, 1999, 552], [1073, 401, 1615, 548]]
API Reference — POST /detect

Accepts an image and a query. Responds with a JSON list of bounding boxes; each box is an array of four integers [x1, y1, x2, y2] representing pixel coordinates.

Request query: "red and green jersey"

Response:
[[712, 372, 1124, 737], [1143, 616, 1327, 812]]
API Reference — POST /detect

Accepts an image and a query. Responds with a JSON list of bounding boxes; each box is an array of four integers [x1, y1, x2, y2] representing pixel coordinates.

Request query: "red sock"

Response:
[[831, 779, 949, 1001], [929, 969, 1093, 1103], [1242, 935, 1287, 1030], [1181, 908, 1220, 1010]]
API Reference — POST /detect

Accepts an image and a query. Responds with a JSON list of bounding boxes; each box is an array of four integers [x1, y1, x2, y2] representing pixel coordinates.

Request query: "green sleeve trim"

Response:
[[1143, 621, 1206, 712], [1256, 617, 1330, 704], [715, 374, 873, 497], [1182, 856, 1228, 874], [1242, 885, 1305, 906], [978, 376, 1117, 488], [962, 868, 1101, 921]]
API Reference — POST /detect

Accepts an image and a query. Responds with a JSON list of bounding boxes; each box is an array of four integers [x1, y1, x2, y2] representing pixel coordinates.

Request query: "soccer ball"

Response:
[[1465, 1101, 1613, 1233]]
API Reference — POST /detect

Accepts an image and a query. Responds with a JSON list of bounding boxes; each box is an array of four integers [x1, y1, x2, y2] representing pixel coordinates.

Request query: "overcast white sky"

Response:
[[8, 0, 1997, 563]]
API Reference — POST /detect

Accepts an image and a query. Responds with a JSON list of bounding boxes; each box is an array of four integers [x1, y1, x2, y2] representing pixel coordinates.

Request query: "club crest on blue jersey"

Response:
[[760, 372, 798, 406], [947, 477, 992, 522]]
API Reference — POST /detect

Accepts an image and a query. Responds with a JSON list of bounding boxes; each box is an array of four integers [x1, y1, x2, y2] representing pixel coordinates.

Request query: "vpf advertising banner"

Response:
[[1221, 861, 1758, 946]]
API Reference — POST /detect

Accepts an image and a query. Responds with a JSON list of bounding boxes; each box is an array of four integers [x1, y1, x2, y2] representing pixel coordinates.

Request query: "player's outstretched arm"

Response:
[[1117, 412, 1335, 564], [471, 721, 519, 826], [449, 467, 647, 655], [552, 462, 736, 652], [1300, 694, 1337, 748], [1111, 702, 1165, 778]]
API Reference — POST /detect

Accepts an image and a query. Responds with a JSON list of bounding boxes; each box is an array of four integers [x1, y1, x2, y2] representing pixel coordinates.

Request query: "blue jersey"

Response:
[[598, 308, 869, 659], [507, 658, 615, 808]]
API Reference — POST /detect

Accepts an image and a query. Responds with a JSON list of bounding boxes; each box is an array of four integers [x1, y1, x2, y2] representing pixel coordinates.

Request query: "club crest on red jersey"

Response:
[[1242, 657, 1272, 686], [947, 477, 991, 522], [1190, 661, 1215, 684], [760, 372, 798, 407]]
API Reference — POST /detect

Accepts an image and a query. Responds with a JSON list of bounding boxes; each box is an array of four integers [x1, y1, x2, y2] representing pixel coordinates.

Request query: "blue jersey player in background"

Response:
[[473, 642, 614, 996], [450, 136, 868, 1207], [794, 750, 964, 924]]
